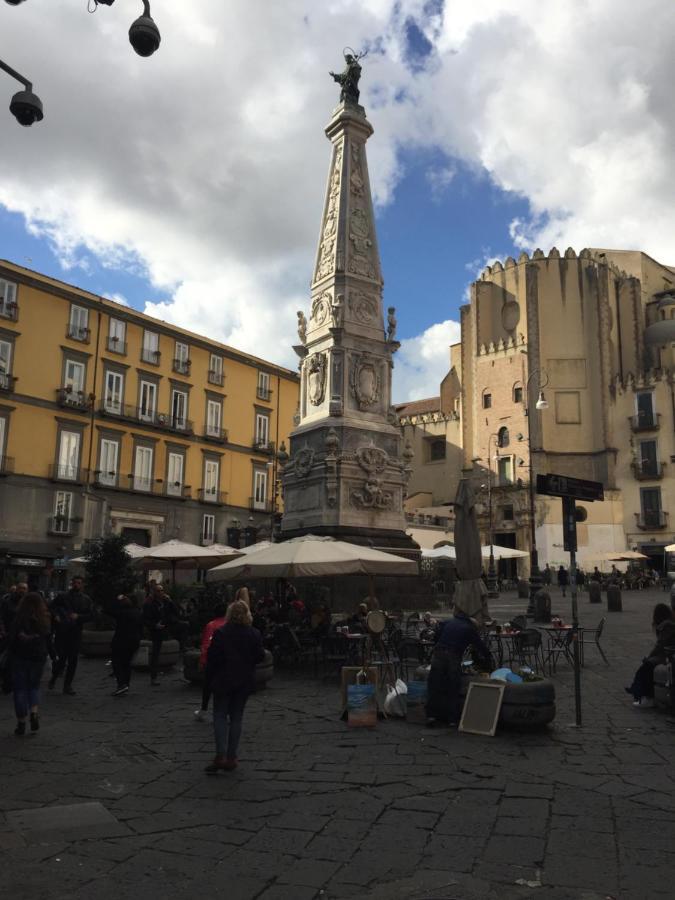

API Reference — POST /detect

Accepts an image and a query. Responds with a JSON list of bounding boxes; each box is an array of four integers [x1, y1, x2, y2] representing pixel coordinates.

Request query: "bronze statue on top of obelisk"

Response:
[[279, 52, 416, 552]]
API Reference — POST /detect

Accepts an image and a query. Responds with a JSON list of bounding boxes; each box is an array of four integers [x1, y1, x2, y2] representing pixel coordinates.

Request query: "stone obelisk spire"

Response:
[[280, 53, 415, 550]]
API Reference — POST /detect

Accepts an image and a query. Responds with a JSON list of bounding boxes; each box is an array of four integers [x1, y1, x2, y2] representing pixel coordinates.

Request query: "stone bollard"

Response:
[[534, 590, 552, 623], [607, 584, 623, 612], [589, 581, 602, 604], [517, 579, 530, 599]]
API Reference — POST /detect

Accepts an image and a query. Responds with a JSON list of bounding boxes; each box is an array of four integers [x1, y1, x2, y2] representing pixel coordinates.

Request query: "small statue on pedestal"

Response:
[[330, 49, 366, 105], [386, 307, 397, 342], [297, 311, 307, 345]]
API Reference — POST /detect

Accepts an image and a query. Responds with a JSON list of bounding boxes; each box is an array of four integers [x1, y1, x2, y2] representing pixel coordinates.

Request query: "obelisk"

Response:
[[280, 52, 416, 552]]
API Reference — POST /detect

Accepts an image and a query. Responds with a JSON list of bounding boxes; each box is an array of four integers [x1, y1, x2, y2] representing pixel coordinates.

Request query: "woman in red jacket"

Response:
[[194, 601, 227, 721]]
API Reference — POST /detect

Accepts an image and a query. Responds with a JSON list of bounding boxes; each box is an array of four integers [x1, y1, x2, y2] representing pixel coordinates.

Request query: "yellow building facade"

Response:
[[0, 260, 299, 588]]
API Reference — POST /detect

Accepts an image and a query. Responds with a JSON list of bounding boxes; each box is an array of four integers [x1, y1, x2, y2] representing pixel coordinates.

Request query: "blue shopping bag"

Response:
[[347, 682, 377, 727]]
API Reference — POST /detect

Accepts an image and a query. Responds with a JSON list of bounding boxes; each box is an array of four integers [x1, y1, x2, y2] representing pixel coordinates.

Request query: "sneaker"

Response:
[[30, 713, 40, 733], [633, 698, 654, 708], [194, 709, 206, 721], [105, 659, 112, 667], [113, 685, 129, 697], [14, 721, 26, 736]]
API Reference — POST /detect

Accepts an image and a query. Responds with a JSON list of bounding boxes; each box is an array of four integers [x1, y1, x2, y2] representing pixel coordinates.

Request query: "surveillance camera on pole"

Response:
[[0, 59, 43, 126], [4, 1, 29, 7], [129, 1, 161, 57]]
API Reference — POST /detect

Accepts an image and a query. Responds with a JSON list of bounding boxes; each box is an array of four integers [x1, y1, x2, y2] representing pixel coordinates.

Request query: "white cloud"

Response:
[[0, 0, 674, 403], [393, 319, 461, 402]]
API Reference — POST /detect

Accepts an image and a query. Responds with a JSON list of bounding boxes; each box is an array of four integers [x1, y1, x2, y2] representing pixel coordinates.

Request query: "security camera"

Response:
[[5, 1, 29, 6], [129, 12, 161, 57], [9, 89, 43, 127]]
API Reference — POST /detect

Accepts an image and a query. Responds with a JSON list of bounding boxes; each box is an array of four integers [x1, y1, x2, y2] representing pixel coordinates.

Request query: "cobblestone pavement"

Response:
[[2, 588, 675, 900]]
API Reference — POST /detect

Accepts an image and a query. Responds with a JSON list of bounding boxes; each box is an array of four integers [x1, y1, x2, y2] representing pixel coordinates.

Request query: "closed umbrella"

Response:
[[207, 535, 417, 581], [452, 479, 489, 623]]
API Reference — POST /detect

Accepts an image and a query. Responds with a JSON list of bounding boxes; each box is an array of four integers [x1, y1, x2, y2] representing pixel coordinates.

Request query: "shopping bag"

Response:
[[383, 678, 407, 717], [347, 681, 377, 727], [406, 679, 428, 723]]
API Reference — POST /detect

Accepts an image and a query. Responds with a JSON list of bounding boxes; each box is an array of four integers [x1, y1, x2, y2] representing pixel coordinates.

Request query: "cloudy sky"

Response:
[[1, 0, 674, 400]]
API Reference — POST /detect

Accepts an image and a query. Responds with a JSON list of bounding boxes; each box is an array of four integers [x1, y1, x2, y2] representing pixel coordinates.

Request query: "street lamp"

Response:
[[91, 1, 161, 58], [524, 366, 549, 614], [0, 58, 43, 126]]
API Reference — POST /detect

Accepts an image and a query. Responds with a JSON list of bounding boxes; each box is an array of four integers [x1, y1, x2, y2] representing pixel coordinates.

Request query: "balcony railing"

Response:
[[106, 336, 127, 355], [99, 402, 193, 434], [200, 534, 216, 546], [631, 460, 665, 481], [92, 469, 119, 488], [49, 464, 85, 483], [0, 373, 16, 393], [57, 388, 91, 411], [249, 497, 273, 513], [165, 483, 191, 500], [141, 348, 161, 365], [172, 358, 191, 375], [66, 324, 91, 343], [207, 369, 224, 386], [48, 515, 76, 536], [198, 488, 226, 504], [204, 426, 228, 444], [629, 412, 661, 432], [0, 301, 18, 321], [252, 439, 275, 454], [635, 511, 668, 530], [0, 456, 14, 475], [126, 474, 159, 494], [256, 387, 272, 401]]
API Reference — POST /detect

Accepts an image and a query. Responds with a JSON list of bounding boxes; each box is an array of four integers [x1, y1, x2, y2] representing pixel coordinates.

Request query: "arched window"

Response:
[[497, 426, 509, 448], [513, 383, 523, 403]]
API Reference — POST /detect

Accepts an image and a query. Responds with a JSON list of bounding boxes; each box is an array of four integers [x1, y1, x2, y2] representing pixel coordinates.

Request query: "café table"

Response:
[[538, 624, 574, 674]]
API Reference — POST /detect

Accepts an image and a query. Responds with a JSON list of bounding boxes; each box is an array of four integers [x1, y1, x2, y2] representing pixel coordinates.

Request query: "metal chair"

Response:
[[578, 617, 609, 665], [397, 637, 425, 680], [513, 628, 546, 673]]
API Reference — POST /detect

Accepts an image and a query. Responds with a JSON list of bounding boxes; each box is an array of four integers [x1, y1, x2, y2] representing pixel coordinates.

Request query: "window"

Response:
[[98, 439, 119, 487], [497, 427, 510, 448], [57, 430, 81, 480], [253, 469, 268, 509], [108, 318, 126, 353], [53, 491, 73, 533], [63, 359, 85, 393], [255, 413, 269, 447], [502, 505, 514, 521], [171, 389, 188, 430], [513, 385, 523, 403], [202, 514, 215, 544], [640, 487, 663, 528], [257, 370, 270, 400], [497, 456, 513, 486], [141, 330, 160, 364], [636, 392, 655, 427], [166, 452, 184, 497], [206, 399, 222, 437], [0, 279, 17, 319], [639, 440, 658, 476], [173, 341, 190, 374], [482, 391, 492, 409], [103, 370, 124, 414], [139, 381, 157, 422], [209, 353, 224, 385], [134, 445, 154, 491], [203, 458, 219, 501], [68, 305, 89, 341], [0, 339, 12, 390], [429, 439, 446, 461]]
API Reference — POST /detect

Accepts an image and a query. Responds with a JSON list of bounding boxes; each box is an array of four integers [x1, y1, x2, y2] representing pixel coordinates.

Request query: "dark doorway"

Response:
[[494, 532, 517, 580], [121, 527, 151, 547]]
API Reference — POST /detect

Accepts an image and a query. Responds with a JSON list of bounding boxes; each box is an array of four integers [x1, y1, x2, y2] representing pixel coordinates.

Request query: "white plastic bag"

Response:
[[383, 678, 408, 717]]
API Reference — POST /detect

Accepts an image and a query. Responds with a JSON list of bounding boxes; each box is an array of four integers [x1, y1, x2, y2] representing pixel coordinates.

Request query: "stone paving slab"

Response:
[[2, 588, 675, 898]]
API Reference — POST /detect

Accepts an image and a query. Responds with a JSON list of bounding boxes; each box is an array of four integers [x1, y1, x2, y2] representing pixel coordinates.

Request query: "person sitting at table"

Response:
[[419, 611, 438, 642], [625, 603, 675, 707], [347, 603, 369, 634], [425, 602, 492, 728]]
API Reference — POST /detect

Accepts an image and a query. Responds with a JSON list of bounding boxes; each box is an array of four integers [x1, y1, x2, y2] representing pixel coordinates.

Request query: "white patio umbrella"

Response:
[[68, 543, 149, 565], [422, 545, 457, 560], [480, 545, 529, 560], [132, 539, 243, 581], [207, 535, 417, 581]]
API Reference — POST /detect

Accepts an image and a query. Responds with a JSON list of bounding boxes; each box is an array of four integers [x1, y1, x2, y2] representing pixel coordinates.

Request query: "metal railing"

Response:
[[99, 401, 193, 434], [127, 475, 158, 494], [0, 373, 16, 392], [252, 439, 275, 454], [207, 369, 224, 386], [204, 426, 228, 443], [249, 497, 272, 512], [66, 325, 91, 343], [141, 347, 161, 365], [0, 301, 18, 321], [256, 387, 272, 401], [172, 358, 191, 375], [165, 483, 191, 499], [47, 515, 76, 536], [198, 488, 226, 504], [106, 336, 127, 355], [57, 388, 91, 410], [629, 412, 661, 432], [49, 464, 85, 483], [635, 510, 668, 530], [631, 460, 665, 481]]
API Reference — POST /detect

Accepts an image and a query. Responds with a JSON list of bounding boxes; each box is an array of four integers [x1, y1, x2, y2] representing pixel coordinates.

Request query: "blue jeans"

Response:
[[213, 688, 249, 758], [12, 657, 46, 719]]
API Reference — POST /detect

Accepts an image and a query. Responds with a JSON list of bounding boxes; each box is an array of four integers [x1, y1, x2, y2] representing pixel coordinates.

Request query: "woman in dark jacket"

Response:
[[9, 592, 51, 735], [626, 603, 675, 706], [110, 594, 143, 696], [204, 599, 264, 773]]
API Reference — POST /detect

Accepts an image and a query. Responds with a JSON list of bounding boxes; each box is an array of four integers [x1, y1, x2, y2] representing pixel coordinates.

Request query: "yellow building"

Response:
[[0, 260, 299, 589]]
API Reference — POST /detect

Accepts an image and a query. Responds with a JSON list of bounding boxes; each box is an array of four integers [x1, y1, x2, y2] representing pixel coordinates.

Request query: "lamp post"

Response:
[[0, 58, 43, 126], [524, 367, 549, 615]]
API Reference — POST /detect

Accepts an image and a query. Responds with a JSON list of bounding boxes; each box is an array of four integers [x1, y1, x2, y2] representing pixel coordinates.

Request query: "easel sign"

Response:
[[459, 682, 505, 737]]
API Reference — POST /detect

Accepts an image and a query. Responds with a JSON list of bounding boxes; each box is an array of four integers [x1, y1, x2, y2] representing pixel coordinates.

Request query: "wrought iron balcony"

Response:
[[66, 324, 91, 343], [207, 369, 224, 386], [249, 497, 272, 513], [106, 336, 127, 355], [141, 348, 161, 365], [198, 488, 226, 504], [256, 386, 272, 401], [165, 483, 191, 500], [204, 426, 228, 444], [172, 358, 191, 375], [0, 372, 16, 393], [635, 510, 668, 530], [57, 388, 91, 411], [48, 515, 77, 536], [0, 300, 18, 321], [629, 412, 661, 432], [252, 439, 275, 454], [0, 456, 14, 475], [126, 474, 160, 494], [631, 460, 665, 481], [49, 464, 85, 483], [99, 401, 193, 434]]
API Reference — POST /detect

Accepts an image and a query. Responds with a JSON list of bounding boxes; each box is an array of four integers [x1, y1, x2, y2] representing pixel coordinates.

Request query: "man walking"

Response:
[[142, 584, 179, 686], [49, 576, 93, 695]]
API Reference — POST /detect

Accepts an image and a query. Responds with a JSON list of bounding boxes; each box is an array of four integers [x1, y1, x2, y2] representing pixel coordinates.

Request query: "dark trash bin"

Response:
[[533, 590, 551, 624], [589, 582, 602, 604], [607, 584, 622, 612], [517, 579, 530, 600]]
